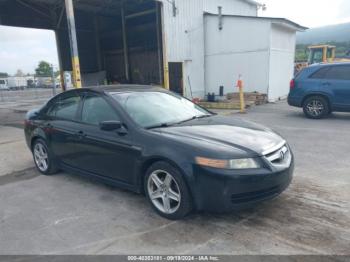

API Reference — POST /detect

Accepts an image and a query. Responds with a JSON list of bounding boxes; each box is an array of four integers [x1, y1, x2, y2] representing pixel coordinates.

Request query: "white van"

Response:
[[0, 78, 9, 90]]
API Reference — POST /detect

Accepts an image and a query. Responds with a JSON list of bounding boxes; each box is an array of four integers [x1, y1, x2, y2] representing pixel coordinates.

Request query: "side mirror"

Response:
[[99, 121, 123, 131]]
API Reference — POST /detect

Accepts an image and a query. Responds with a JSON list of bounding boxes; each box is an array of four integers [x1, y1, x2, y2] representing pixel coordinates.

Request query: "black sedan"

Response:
[[25, 85, 294, 220]]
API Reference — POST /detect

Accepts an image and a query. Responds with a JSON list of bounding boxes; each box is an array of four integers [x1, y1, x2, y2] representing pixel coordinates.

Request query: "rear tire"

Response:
[[144, 161, 193, 220], [32, 138, 59, 175], [303, 96, 329, 119]]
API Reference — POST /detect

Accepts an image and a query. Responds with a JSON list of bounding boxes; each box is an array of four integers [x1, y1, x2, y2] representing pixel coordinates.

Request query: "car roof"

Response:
[[88, 84, 166, 93], [61, 84, 168, 96], [309, 62, 350, 68]]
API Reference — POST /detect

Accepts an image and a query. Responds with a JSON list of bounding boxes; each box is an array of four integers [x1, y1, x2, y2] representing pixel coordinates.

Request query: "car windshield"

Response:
[[112, 91, 212, 129]]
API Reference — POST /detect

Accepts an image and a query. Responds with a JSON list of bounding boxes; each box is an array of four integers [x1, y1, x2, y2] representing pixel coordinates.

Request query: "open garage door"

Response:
[[0, 0, 165, 88], [101, 1, 164, 86]]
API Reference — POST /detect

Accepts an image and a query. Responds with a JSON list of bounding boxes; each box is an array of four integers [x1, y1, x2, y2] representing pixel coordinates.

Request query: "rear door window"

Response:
[[324, 66, 350, 80], [310, 67, 330, 79]]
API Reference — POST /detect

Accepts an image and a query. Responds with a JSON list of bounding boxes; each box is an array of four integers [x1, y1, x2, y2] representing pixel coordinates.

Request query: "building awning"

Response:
[[204, 13, 308, 32]]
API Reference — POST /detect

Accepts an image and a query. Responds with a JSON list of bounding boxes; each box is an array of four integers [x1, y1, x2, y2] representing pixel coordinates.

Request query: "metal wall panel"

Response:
[[204, 15, 298, 102], [268, 23, 296, 101], [159, 0, 258, 98], [204, 15, 270, 97]]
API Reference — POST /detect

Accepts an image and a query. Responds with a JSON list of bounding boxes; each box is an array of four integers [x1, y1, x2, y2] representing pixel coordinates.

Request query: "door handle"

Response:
[[76, 131, 87, 139], [44, 123, 53, 128], [322, 82, 331, 86]]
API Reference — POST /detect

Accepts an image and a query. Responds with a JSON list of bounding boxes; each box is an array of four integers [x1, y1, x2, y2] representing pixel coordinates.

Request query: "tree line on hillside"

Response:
[[0, 61, 59, 78], [296, 41, 350, 62]]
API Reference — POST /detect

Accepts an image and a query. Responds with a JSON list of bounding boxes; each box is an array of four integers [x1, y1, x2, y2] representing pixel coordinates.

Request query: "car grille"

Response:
[[264, 143, 291, 168], [231, 185, 281, 204]]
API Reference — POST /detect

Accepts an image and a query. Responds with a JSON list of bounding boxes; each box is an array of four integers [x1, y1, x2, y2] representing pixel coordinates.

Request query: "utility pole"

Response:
[[51, 64, 56, 96], [121, 1, 130, 82], [65, 0, 82, 88]]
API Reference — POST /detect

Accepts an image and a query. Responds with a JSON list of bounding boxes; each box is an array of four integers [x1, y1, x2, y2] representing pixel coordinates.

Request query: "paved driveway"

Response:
[[0, 102, 349, 255]]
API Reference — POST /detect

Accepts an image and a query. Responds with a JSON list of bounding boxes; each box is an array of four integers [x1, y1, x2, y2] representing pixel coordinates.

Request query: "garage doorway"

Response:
[[102, 1, 164, 86], [169, 62, 183, 95]]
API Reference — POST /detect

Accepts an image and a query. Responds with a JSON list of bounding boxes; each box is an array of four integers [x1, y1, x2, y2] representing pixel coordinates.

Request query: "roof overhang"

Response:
[[240, 0, 259, 6], [0, 0, 156, 30], [204, 13, 308, 32]]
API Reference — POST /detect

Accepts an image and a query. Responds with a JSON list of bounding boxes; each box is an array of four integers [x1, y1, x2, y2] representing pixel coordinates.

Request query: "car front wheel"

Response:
[[144, 162, 193, 220], [303, 96, 329, 119]]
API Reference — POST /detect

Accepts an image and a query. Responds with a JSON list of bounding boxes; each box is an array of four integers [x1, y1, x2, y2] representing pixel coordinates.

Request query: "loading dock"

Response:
[[0, 0, 166, 90]]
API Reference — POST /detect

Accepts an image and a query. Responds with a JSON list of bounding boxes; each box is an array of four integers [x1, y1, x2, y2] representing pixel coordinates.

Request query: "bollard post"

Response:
[[237, 75, 246, 114]]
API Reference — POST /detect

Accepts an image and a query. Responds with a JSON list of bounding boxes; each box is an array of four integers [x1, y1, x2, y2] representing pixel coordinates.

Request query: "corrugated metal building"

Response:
[[162, 0, 305, 101], [161, 0, 259, 98], [0, 0, 306, 101]]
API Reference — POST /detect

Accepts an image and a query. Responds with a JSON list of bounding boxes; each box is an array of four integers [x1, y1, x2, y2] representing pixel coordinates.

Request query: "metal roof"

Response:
[[204, 13, 308, 31]]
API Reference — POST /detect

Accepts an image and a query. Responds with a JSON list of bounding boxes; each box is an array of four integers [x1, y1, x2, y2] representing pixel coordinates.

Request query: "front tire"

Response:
[[303, 96, 329, 119], [144, 161, 193, 220], [32, 138, 59, 175]]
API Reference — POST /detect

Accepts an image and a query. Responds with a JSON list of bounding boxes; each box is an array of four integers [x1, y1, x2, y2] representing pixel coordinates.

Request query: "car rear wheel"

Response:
[[32, 139, 59, 175], [303, 96, 329, 119], [144, 162, 193, 220]]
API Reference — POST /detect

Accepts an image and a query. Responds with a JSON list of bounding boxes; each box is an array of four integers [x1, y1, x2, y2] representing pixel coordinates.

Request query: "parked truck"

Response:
[[36, 77, 54, 88], [7, 77, 27, 90]]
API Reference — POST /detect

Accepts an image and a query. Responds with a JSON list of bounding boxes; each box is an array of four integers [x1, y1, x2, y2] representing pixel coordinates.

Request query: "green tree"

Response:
[[35, 61, 52, 77], [0, 72, 8, 78]]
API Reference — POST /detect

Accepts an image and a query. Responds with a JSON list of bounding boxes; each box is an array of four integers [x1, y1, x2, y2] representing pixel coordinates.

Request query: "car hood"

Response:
[[155, 115, 284, 156]]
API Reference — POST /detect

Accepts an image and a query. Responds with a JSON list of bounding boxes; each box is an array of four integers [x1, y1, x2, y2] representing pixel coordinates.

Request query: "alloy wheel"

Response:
[[34, 143, 49, 172], [147, 170, 181, 214], [306, 100, 325, 117]]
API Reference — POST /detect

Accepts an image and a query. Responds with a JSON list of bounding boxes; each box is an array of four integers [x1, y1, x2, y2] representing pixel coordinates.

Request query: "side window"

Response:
[[47, 94, 80, 121], [81, 95, 120, 125], [310, 67, 330, 79], [325, 66, 350, 81]]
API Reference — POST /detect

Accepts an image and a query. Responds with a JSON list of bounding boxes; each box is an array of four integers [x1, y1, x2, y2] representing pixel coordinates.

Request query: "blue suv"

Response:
[[288, 63, 350, 119]]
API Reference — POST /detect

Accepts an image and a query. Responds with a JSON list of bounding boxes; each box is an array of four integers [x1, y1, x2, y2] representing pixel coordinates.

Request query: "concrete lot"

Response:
[[0, 98, 349, 255]]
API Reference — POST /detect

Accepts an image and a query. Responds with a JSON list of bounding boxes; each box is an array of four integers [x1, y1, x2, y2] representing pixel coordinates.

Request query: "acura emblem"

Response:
[[280, 150, 285, 161]]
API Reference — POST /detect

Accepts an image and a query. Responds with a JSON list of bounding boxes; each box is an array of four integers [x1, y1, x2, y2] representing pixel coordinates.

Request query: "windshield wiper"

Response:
[[147, 115, 213, 129], [195, 114, 213, 119], [146, 123, 173, 130], [177, 114, 213, 124]]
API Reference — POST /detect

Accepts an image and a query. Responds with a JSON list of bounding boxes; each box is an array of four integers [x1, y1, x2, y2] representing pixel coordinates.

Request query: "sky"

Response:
[[1, 0, 350, 75], [260, 0, 350, 28], [0, 26, 58, 75]]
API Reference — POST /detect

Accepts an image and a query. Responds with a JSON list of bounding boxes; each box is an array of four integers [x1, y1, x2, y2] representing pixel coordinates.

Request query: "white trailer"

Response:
[[7, 77, 27, 90]]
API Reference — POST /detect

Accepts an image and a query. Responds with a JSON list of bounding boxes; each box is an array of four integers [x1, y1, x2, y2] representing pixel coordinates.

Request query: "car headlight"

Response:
[[195, 157, 261, 169]]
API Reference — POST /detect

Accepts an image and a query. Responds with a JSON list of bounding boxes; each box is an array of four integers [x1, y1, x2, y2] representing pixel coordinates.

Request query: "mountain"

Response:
[[297, 22, 350, 44]]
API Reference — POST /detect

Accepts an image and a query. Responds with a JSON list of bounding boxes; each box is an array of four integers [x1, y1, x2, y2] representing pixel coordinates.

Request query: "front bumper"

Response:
[[191, 158, 294, 212]]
